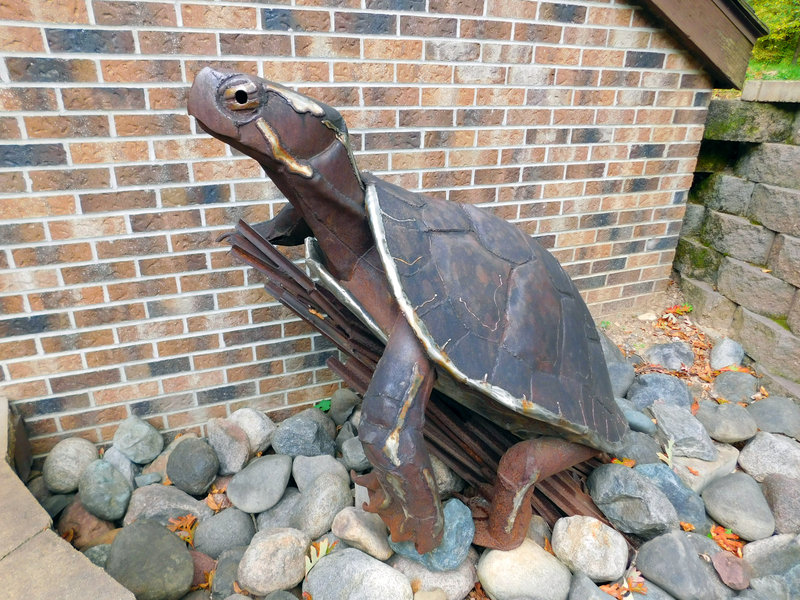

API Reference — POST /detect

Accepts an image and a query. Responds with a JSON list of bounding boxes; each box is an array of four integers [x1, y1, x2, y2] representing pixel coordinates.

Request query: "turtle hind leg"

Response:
[[471, 437, 598, 551]]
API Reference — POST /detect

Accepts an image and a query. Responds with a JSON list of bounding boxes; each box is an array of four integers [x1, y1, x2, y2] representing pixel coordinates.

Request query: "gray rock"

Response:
[[141, 433, 197, 482], [212, 546, 247, 600], [637, 579, 678, 600], [627, 373, 692, 410], [717, 256, 796, 319], [607, 362, 635, 398], [229, 407, 276, 454], [83, 543, 111, 568], [702, 472, 775, 540], [103, 446, 138, 490], [331, 507, 392, 560], [477, 538, 572, 600], [263, 593, 297, 600], [41, 493, 73, 518], [105, 519, 194, 600], [183, 591, 210, 600], [587, 463, 678, 538], [705, 99, 795, 144], [193, 507, 256, 559], [616, 430, 662, 465], [430, 453, 465, 498], [526, 515, 552, 547], [681, 202, 705, 237], [750, 183, 800, 237], [672, 442, 739, 493], [748, 575, 791, 600], [271, 409, 336, 457], [341, 437, 371, 472], [78, 459, 132, 521], [600, 332, 625, 365], [710, 338, 745, 370], [113, 415, 164, 464], [135, 473, 162, 487], [739, 432, 800, 481], [635, 462, 709, 531], [335, 420, 357, 452], [123, 483, 213, 526], [567, 572, 617, 599], [747, 397, 800, 440], [329, 389, 360, 425], [166, 437, 219, 496], [551, 516, 627, 582], [256, 487, 302, 531], [713, 371, 758, 404], [645, 342, 694, 370], [294, 471, 353, 539], [637, 531, 732, 600], [702, 210, 775, 265], [695, 401, 758, 443], [763, 474, 800, 534], [696, 172, 755, 214], [650, 402, 718, 461], [737, 142, 800, 191], [237, 527, 310, 596], [43, 437, 98, 494], [304, 548, 412, 599], [389, 499, 474, 572], [227, 454, 292, 514], [389, 549, 478, 600], [743, 533, 800, 577], [207, 418, 250, 476], [292, 454, 348, 492]]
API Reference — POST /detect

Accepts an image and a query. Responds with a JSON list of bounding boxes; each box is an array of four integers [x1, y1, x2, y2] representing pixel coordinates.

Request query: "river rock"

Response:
[[635, 462, 708, 531], [627, 373, 692, 410], [41, 493, 73, 519], [135, 473, 161, 487], [305, 547, 413, 599], [713, 371, 758, 403], [607, 362, 635, 398], [551, 516, 627, 582], [43, 437, 98, 494], [226, 454, 293, 513], [166, 437, 219, 496], [616, 398, 657, 435], [229, 407, 276, 454], [649, 402, 718, 460], [645, 341, 694, 370], [331, 507, 392, 560], [123, 483, 213, 526], [256, 487, 302, 531], [600, 332, 625, 364], [329, 388, 360, 425], [389, 549, 478, 600], [694, 400, 758, 443], [341, 437, 371, 472], [747, 396, 800, 440], [763, 474, 800, 534], [430, 453, 465, 497], [389, 498, 475, 572], [738, 432, 800, 481], [272, 408, 336, 456], [742, 533, 800, 578], [211, 546, 247, 599], [113, 415, 164, 464], [83, 543, 111, 568], [702, 472, 775, 540], [188, 549, 216, 590], [526, 515, 552, 547], [141, 433, 197, 481], [335, 421, 357, 452], [672, 441, 739, 493], [616, 430, 662, 464], [294, 471, 353, 539], [477, 538, 572, 600], [587, 463, 678, 538], [207, 418, 250, 475], [105, 518, 194, 600], [237, 527, 310, 596], [567, 572, 617, 599], [103, 446, 138, 490], [78, 459, 132, 521], [193, 507, 256, 559], [710, 338, 745, 370], [292, 454, 348, 492], [711, 551, 751, 590], [57, 495, 115, 550]]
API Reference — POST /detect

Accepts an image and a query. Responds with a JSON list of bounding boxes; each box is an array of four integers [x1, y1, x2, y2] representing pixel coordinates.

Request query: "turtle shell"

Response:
[[364, 174, 627, 453]]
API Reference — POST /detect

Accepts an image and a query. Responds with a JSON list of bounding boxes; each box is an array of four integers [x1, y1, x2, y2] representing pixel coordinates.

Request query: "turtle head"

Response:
[[188, 67, 363, 189]]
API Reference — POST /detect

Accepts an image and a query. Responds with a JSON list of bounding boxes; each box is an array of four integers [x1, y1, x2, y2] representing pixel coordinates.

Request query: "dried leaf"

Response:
[[302, 593, 313, 600], [680, 521, 696, 531], [543, 537, 554, 555], [691, 399, 699, 415], [686, 467, 700, 476], [469, 583, 489, 600], [708, 525, 744, 557], [626, 568, 648, 595], [233, 581, 250, 596], [61, 528, 75, 543], [611, 457, 636, 468], [598, 583, 626, 599], [191, 569, 214, 591], [162, 475, 172, 486], [167, 514, 198, 547], [715, 397, 730, 405]]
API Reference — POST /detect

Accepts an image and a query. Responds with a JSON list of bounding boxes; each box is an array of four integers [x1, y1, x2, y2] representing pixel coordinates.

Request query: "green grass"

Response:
[[747, 61, 800, 80]]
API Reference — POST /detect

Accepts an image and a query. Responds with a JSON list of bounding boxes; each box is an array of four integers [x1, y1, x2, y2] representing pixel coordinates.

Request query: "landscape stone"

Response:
[[701, 210, 775, 264], [674, 237, 723, 284], [607, 362, 635, 398], [141, 433, 197, 481], [672, 441, 739, 493], [292, 454, 349, 492], [135, 473, 161, 487], [749, 183, 800, 237], [83, 543, 111, 568], [627, 373, 692, 410], [329, 388, 360, 425], [615, 397, 656, 434], [103, 446, 138, 490], [616, 430, 662, 464], [737, 142, 800, 189], [207, 418, 250, 476], [229, 407, 276, 454], [709, 337, 745, 370], [746, 396, 800, 439], [335, 421, 357, 452], [551, 515, 628, 582], [331, 506, 392, 560], [430, 453, 465, 497], [711, 551, 751, 590], [78, 459, 132, 521], [704, 99, 795, 143], [304, 548, 413, 600], [748, 575, 791, 600], [526, 515, 552, 548], [166, 437, 219, 496], [679, 275, 737, 331], [644, 342, 694, 370], [57, 495, 115, 550], [43, 437, 98, 494], [341, 436, 371, 471], [717, 256, 795, 318], [567, 572, 617, 600], [681, 202, 705, 237], [193, 507, 256, 559], [105, 518, 194, 600], [123, 483, 213, 526], [211, 546, 247, 600], [256, 486, 302, 531], [237, 527, 310, 596], [694, 400, 758, 443], [713, 370, 758, 404], [738, 432, 800, 481], [226, 454, 293, 513], [271, 409, 336, 457], [701, 472, 775, 541], [390, 499, 474, 572], [731, 307, 800, 381], [635, 463, 708, 532], [112, 415, 164, 464], [294, 471, 353, 539], [600, 332, 625, 365], [388, 549, 478, 600], [742, 533, 800, 578], [649, 402, 718, 461], [477, 538, 572, 600], [762, 474, 800, 534], [696, 172, 755, 215]]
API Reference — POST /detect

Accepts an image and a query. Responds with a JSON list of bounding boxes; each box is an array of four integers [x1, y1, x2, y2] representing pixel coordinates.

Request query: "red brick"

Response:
[[148, 87, 188, 110], [0, 118, 21, 139], [162, 371, 226, 395], [80, 190, 156, 213], [129, 209, 202, 233], [0, 380, 49, 402], [73, 303, 147, 327], [430, 0, 483, 15], [3, 0, 88, 22], [61, 405, 128, 430], [107, 277, 179, 302], [101, 60, 182, 83], [220, 32, 291, 56], [94, 1, 176, 26], [13, 242, 93, 268], [180, 270, 245, 293], [192, 159, 262, 183], [25, 115, 109, 139], [0, 88, 56, 111], [399, 15, 458, 37], [61, 87, 146, 111], [156, 334, 219, 357], [182, 3, 257, 28], [333, 61, 393, 83], [115, 163, 189, 186], [51, 368, 121, 394], [0, 338, 37, 360], [0, 26, 45, 52], [40, 329, 116, 353], [263, 61, 329, 83], [138, 31, 216, 55], [29, 168, 110, 192], [70, 141, 148, 165], [115, 114, 191, 137]]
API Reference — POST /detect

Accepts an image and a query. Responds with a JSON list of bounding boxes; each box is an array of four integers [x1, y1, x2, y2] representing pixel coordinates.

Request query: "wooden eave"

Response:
[[637, 0, 769, 89]]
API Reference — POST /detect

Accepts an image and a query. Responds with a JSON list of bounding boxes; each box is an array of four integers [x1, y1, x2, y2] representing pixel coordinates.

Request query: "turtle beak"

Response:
[[187, 67, 239, 139]]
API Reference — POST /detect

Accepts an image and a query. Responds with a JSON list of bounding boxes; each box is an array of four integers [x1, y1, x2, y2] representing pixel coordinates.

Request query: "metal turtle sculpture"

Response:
[[187, 67, 628, 553]]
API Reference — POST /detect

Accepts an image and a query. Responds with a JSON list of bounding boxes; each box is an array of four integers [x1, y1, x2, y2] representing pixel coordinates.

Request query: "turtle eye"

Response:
[[222, 81, 260, 111], [235, 89, 248, 104]]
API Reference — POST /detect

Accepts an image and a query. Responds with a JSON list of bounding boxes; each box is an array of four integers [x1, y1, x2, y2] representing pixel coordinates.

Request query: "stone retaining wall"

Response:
[[675, 94, 800, 392]]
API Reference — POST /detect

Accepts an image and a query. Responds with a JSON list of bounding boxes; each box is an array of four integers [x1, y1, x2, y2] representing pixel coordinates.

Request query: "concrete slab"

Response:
[[742, 80, 800, 103], [0, 462, 50, 560], [0, 529, 134, 600]]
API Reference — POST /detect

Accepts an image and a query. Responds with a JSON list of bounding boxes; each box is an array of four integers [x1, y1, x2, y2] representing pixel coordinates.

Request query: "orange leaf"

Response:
[[709, 525, 744, 557], [167, 514, 198, 547], [598, 583, 626, 599], [686, 467, 700, 476], [611, 457, 636, 468], [680, 521, 696, 531], [61, 528, 75, 544], [627, 568, 648, 595], [543, 537, 554, 555], [162, 475, 172, 486], [233, 581, 251, 596], [691, 399, 699, 415], [303, 593, 313, 600]]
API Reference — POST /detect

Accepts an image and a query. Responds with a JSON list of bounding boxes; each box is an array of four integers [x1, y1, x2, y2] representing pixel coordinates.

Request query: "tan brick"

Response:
[[86, 345, 153, 370], [3, 0, 88, 22], [7, 354, 83, 379], [138, 31, 216, 55], [73, 303, 147, 327], [588, 6, 634, 26], [219, 32, 291, 56], [117, 319, 185, 344], [259, 372, 314, 395], [61, 87, 146, 111], [430, 0, 483, 15], [192, 159, 262, 183], [536, 45, 581, 66], [29, 167, 110, 192], [162, 371, 225, 395], [397, 63, 453, 84], [0, 269, 58, 293], [263, 61, 329, 83], [0, 90, 57, 115], [186, 310, 249, 333], [391, 151, 446, 170], [296, 35, 360, 59], [193, 348, 253, 371], [582, 49, 625, 67], [0, 338, 37, 360], [506, 108, 552, 126], [107, 278, 179, 302], [101, 60, 182, 83], [0, 380, 49, 402], [333, 61, 393, 83], [13, 242, 93, 267], [49, 216, 127, 240], [96, 236, 169, 259], [454, 65, 506, 84], [25, 115, 109, 139], [0, 26, 45, 52], [94, 382, 160, 406], [70, 141, 148, 165], [157, 334, 219, 357], [115, 114, 190, 137], [181, 3, 256, 27], [180, 270, 245, 293], [0, 118, 20, 139], [40, 329, 116, 354], [479, 129, 525, 147], [148, 87, 188, 111]]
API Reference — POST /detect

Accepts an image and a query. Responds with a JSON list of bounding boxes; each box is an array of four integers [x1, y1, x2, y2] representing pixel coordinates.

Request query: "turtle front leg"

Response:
[[353, 317, 445, 554], [250, 204, 312, 246]]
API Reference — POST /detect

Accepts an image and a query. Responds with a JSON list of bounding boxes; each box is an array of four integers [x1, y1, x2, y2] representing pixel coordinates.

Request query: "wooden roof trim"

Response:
[[637, 0, 769, 89]]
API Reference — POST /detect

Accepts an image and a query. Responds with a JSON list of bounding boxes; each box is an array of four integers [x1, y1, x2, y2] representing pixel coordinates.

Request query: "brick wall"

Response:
[[0, 0, 713, 455]]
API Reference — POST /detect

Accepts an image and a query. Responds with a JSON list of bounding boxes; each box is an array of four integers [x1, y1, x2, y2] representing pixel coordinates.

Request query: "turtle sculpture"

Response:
[[187, 67, 629, 553]]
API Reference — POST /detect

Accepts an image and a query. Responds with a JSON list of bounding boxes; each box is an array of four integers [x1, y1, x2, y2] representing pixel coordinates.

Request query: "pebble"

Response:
[[477, 538, 572, 600], [141, 433, 197, 482], [430, 453, 465, 498], [600, 332, 625, 364], [335, 421, 357, 452], [329, 389, 360, 425], [292, 454, 349, 492], [762, 474, 800, 534], [389, 498, 475, 572], [748, 575, 791, 600], [264, 592, 297, 600], [627, 373, 692, 410], [341, 436, 371, 472], [711, 551, 751, 590], [105, 518, 194, 600], [587, 463, 678, 538], [135, 473, 162, 487], [738, 432, 800, 481], [229, 407, 276, 454], [42, 437, 98, 494], [713, 371, 758, 404], [189, 549, 216, 589], [226, 454, 293, 514], [635, 462, 708, 532], [112, 416, 164, 464], [567, 572, 617, 600], [551, 515, 628, 582], [615, 430, 662, 464], [389, 549, 478, 600], [526, 515, 552, 547], [742, 533, 800, 578], [702, 472, 775, 540], [746, 396, 800, 440], [694, 400, 758, 443], [304, 547, 413, 600], [271, 409, 336, 457], [294, 471, 353, 539], [637, 311, 658, 321], [709, 337, 745, 370], [644, 341, 694, 370], [103, 446, 138, 490], [78, 459, 132, 521], [607, 362, 635, 398], [649, 402, 718, 461], [207, 418, 251, 475], [331, 507, 392, 560], [123, 483, 213, 527], [193, 507, 256, 559], [57, 495, 115, 550], [83, 543, 111, 568], [41, 493, 73, 519], [256, 487, 302, 531], [211, 546, 247, 599], [672, 441, 739, 493], [237, 527, 310, 596], [166, 437, 219, 496]]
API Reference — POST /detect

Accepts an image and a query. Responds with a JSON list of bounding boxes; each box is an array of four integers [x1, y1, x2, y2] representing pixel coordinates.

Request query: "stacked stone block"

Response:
[[675, 98, 800, 387]]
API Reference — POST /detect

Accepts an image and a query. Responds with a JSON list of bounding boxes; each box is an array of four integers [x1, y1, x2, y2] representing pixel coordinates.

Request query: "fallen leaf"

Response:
[[233, 581, 250, 596], [626, 568, 648, 595], [598, 583, 626, 599], [680, 521, 696, 531], [691, 399, 699, 415], [61, 528, 75, 544], [686, 467, 700, 476], [162, 475, 172, 486], [709, 525, 744, 557], [167, 514, 198, 547], [611, 457, 636, 468], [191, 570, 214, 591], [543, 537, 554, 555]]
